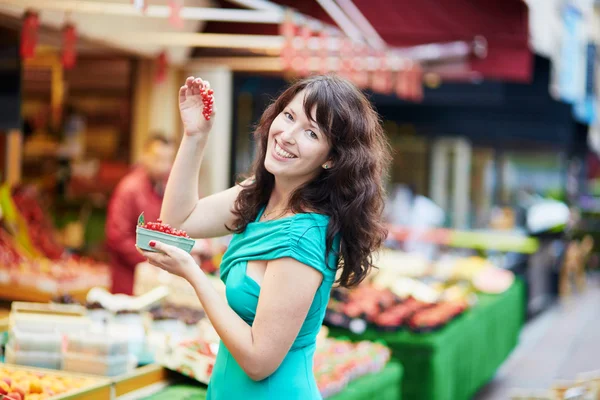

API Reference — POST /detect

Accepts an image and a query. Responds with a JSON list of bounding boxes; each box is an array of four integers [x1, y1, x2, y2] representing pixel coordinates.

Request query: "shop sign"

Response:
[[573, 43, 597, 123], [557, 4, 585, 104]]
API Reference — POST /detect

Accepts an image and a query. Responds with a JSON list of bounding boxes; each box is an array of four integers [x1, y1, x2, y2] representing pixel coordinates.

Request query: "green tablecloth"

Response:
[[142, 362, 402, 400], [329, 280, 525, 400]]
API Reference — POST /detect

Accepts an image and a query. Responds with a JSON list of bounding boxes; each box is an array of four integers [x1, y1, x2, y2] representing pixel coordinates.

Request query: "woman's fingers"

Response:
[[179, 85, 187, 103]]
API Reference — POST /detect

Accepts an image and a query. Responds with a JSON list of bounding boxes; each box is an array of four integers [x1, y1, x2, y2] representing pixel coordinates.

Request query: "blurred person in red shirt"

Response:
[[105, 134, 210, 295]]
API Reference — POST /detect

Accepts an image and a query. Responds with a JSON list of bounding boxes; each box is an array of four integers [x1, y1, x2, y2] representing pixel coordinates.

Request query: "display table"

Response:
[[142, 362, 403, 400], [329, 280, 525, 400]]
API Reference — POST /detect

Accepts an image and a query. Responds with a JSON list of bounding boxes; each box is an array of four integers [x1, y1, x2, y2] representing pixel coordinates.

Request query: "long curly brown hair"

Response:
[[229, 74, 392, 287]]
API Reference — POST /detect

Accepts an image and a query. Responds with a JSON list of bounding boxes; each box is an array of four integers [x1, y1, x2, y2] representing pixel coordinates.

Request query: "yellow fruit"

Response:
[[29, 379, 43, 394], [50, 382, 66, 394]]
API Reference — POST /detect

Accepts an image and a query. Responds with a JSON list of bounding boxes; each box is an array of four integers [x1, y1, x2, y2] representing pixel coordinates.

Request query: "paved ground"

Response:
[[474, 273, 600, 399]]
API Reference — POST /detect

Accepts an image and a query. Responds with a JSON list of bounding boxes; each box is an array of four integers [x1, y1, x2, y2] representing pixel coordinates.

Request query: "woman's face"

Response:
[[264, 90, 332, 186]]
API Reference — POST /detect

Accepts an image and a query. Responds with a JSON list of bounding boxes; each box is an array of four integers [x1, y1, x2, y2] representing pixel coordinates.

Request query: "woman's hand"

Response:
[[179, 76, 215, 137], [137, 240, 201, 281]]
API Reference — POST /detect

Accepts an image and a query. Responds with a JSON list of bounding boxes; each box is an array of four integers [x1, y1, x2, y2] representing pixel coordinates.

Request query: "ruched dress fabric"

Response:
[[206, 209, 339, 400]]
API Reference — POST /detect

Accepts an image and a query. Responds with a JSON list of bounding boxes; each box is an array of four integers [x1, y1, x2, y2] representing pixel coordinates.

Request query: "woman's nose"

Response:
[[280, 128, 296, 144]]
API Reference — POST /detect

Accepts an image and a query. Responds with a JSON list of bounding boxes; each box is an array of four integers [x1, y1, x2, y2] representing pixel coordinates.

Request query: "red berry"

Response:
[[207, 89, 214, 95]]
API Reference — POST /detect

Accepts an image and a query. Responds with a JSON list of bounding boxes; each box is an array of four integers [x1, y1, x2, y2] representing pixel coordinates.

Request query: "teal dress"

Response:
[[207, 209, 339, 399]]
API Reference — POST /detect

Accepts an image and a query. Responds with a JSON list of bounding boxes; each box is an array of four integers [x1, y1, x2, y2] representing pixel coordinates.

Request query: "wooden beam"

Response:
[[335, 0, 386, 50], [187, 56, 282, 72], [0, 4, 154, 58], [186, 56, 481, 83], [2, 0, 284, 23], [118, 32, 285, 50], [315, 0, 365, 43], [224, 0, 282, 12]]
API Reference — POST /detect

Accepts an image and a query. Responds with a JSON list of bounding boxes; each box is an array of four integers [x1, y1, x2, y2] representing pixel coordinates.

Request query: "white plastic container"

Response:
[[8, 327, 63, 353], [5, 344, 62, 370], [66, 331, 129, 357], [62, 352, 131, 376]]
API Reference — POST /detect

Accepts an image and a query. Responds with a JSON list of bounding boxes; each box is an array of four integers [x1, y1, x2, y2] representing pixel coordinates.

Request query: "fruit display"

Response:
[[155, 337, 217, 384], [0, 226, 110, 296], [136, 213, 195, 253], [156, 334, 390, 399], [325, 281, 471, 333], [11, 186, 64, 260], [372, 297, 432, 332], [139, 218, 191, 238], [314, 338, 391, 398], [407, 299, 469, 333], [0, 185, 111, 300], [0, 229, 28, 282], [0, 364, 103, 400], [149, 303, 206, 325]]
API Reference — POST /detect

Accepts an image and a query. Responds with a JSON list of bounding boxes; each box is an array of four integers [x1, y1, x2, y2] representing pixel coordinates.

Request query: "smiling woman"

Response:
[[139, 74, 391, 400]]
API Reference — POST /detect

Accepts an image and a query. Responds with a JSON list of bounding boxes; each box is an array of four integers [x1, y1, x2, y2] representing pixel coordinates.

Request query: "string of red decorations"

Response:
[[279, 12, 424, 102]]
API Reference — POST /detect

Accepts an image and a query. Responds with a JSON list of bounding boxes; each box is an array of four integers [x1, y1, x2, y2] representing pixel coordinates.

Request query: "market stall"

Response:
[[327, 276, 525, 400], [0, 281, 402, 400], [141, 361, 403, 400]]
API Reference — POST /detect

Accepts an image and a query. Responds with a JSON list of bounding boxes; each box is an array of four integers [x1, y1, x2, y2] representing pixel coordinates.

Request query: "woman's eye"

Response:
[[284, 112, 293, 121], [307, 130, 318, 139]]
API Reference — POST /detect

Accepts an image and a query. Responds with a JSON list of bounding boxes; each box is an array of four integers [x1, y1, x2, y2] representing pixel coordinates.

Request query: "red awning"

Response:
[[204, 0, 532, 82]]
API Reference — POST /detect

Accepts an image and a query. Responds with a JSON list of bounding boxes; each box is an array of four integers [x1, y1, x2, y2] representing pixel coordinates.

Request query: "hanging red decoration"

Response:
[[395, 64, 409, 100], [412, 63, 424, 102], [339, 38, 354, 80], [371, 52, 392, 94], [168, 0, 184, 29], [318, 30, 329, 75], [279, 13, 296, 72], [61, 23, 77, 70], [155, 51, 168, 83], [351, 44, 369, 89], [20, 11, 39, 60], [297, 24, 312, 76]]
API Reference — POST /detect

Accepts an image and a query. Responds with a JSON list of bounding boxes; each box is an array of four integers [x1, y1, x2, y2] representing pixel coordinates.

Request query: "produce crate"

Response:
[[112, 364, 170, 398], [0, 364, 173, 400], [0, 363, 111, 400], [154, 339, 216, 385]]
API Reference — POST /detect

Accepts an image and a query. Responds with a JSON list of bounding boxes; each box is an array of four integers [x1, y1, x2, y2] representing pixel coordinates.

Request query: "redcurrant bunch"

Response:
[[143, 219, 191, 238], [201, 88, 214, 121]]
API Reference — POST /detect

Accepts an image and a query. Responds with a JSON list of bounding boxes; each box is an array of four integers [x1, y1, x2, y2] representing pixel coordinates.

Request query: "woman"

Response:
[[139, 74, 391, 399]]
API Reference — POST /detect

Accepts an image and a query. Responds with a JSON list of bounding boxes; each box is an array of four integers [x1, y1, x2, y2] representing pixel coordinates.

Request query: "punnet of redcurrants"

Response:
[[141, 219, 191, 238], [202, 88, 214, 121]]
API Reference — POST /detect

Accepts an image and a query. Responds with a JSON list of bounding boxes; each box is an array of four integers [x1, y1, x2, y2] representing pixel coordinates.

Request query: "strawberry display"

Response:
[[314, 338, 391, 398], [141, 219, 191, 238], [372, 297, 431, 332], [201, 88, 214, 120], [325, 283, 470, 333], [407, 299, 468, 333]]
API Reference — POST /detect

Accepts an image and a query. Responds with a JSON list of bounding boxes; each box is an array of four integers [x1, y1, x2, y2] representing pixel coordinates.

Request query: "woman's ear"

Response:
[[322, 160, 334, 170]]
